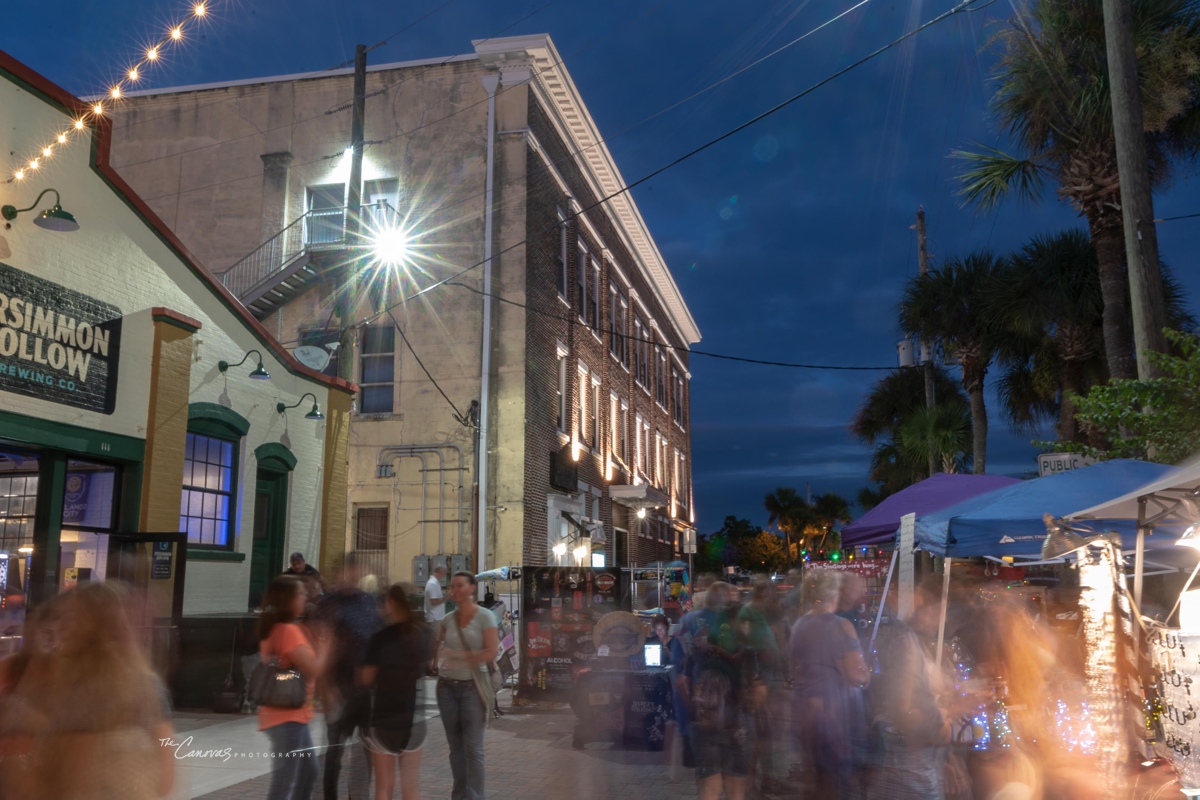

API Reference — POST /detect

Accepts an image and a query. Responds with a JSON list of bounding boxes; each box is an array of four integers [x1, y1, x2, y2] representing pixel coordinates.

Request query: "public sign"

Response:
[[1037, 452, 1096, 478], [0, 262, 122, 414], [152, 540, 173, 580]]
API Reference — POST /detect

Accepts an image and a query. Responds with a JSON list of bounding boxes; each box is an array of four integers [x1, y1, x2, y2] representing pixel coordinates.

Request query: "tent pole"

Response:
[[868, 548, 900, 659], [1134, 497, 1147, 610], [935, 557, 952, 666]]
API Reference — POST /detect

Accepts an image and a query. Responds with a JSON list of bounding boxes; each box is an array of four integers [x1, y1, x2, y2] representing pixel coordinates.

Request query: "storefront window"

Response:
[[63, 460, 118, 532], [181, 433, 235, 548], [0, 450, 38, 552]]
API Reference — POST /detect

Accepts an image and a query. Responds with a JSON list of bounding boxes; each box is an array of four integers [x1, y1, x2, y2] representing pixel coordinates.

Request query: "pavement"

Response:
[[164, 679, 703, 800]]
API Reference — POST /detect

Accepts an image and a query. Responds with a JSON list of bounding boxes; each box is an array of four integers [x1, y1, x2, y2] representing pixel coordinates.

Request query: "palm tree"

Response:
[[811, 492, 852, 548], [896, 404, 973, 474], [763, 487, 812, 566], [900, 252, 1008, 473], [989, 228, 1198, 442], [956, 0, 1200, 380], [850, 365, 968, 445]]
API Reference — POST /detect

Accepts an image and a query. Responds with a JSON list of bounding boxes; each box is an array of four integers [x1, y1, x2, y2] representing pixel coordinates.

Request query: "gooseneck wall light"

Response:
[[218, 349, 271, 380], [1, 188, 79, 232], [277, 392, 324, 421]]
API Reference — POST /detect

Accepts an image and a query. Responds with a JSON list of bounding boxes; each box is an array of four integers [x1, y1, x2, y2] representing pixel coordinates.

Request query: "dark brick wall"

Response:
[[522, 97, 693, 568]]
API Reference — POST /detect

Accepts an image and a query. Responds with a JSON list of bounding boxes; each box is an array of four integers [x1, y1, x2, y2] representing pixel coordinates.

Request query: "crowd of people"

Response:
[[661, 568, 1124, 800]]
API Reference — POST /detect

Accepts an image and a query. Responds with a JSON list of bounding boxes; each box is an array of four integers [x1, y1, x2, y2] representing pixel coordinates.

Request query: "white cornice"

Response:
[[475, 35, 701, 346]]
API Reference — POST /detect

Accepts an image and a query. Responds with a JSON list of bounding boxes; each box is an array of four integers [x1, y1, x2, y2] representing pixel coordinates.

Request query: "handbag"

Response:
[[448, 611, 497, 720], [247, 629, 307, 709]]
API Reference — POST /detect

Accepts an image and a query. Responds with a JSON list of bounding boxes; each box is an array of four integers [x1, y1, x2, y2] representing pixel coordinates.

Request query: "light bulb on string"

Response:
[[110, 86, 121, 99], [171, 26, 183, 40], [128, 68, 139, 81], [193, 3, 206, 16], [75, 119, 86, 130], [146, 47, 159, 61], [28, 159, 38, 170], [14, 170, 24, 181], [57, 133, 67, 143], [42, 147, 51, 157]]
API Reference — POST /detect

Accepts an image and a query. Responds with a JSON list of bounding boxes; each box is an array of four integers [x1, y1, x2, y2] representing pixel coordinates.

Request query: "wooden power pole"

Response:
[[1101, 0, 1169, 379], [916, 207, 937, 478], [337, 44, 368, 382]]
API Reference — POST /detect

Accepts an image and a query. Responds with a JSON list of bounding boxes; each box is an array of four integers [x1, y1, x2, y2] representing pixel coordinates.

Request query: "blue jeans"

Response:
[[265, 721, 319, 800], [437, 678, 486, 800]]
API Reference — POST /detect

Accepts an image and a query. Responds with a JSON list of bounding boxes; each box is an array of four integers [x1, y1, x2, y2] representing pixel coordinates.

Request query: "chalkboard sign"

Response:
[[519, 567, 630, 700]]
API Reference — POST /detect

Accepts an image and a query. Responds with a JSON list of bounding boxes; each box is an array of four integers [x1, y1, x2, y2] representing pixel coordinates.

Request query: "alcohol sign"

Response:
[[1038, 452, 1095, 477]]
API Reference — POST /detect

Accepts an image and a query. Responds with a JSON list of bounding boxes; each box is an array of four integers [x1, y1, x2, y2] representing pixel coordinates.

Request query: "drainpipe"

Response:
[[477, 73, 500, 576]]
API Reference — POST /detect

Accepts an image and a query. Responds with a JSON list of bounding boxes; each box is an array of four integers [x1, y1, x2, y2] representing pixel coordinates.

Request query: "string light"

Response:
[[5, 0, 222, 182]]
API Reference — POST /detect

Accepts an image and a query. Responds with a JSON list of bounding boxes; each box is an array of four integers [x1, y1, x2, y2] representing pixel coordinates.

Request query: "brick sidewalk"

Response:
[[197, 705, 700, 800]]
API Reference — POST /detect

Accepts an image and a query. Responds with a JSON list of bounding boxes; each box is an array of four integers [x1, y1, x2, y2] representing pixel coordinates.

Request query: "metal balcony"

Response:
[[219, 201, 398, 318]]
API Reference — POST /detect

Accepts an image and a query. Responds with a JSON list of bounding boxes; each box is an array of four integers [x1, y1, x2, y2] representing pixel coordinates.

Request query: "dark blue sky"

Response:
[[7, 0, 1200, 531]]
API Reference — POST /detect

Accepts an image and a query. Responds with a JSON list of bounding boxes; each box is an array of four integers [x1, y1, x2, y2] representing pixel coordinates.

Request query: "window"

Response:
[[181, 432, 236, 548], [576, 241, 589, 321], [359, 326, 395, 414], [356, 507, 388, 551], [671, 367, 686, 428], [610, 284, 627, 365], [590, 258, 602, 334], [655, 431, 670, 488], [0, 456, 37, 552], [576, 363, 589, 447], [635, 413, 645, 474], [633, 316, 650, 390], [590, 377, 601, 449], [556, 344, 568, 433], [306, 184, 346, 246], [642, 419, 652, 480], [556, 208, 568, 299], [611, 396, 628, 465], [673, 449, 682, 498], [655, 345, 668, 408]]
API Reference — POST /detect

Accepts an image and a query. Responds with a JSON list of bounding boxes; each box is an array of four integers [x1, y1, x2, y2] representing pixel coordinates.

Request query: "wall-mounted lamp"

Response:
[[552, 542, 567, 557], [277, 392, 324, 421], [2, 188, 79, 232], [218, 349, 271, 381], [636, 507, 647, 520], [573, 544, 589, 564]]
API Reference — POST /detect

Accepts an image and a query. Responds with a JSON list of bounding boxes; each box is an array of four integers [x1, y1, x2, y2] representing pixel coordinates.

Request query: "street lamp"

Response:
[[372, 226, 410, 267]]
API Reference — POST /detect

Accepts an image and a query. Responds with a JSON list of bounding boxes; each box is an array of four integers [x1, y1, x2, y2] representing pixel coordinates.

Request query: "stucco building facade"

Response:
[[108, 35, 699, 581]]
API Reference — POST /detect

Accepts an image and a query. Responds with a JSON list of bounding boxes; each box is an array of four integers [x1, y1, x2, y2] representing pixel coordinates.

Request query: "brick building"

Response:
[[108, 34, 699, 580]]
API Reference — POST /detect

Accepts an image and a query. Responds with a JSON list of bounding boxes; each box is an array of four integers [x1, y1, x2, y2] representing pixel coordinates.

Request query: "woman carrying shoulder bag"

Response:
[[430, 572, 498, 800], [258, 574, 328, 800]]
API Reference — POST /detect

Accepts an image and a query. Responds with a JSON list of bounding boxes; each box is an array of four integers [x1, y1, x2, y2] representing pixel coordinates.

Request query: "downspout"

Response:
[[478, 72, 500, 575]]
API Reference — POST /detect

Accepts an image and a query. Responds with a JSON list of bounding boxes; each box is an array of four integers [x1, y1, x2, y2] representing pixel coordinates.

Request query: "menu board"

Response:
[[520, 566, 630, 700]]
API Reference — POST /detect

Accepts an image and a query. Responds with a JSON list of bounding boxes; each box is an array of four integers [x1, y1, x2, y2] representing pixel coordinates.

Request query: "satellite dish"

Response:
[[294, 346, 331, 371]]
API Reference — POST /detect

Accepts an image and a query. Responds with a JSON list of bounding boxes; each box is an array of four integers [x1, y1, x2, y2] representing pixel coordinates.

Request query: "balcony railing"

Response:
[[220, 201, 399, 300]]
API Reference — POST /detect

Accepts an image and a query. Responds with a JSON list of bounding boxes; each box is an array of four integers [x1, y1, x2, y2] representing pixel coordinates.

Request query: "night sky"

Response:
[[6, 0, 1199, 532]]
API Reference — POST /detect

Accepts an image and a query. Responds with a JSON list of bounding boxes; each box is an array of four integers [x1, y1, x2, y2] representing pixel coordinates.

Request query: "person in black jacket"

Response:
[[361, 582, 429, 800]]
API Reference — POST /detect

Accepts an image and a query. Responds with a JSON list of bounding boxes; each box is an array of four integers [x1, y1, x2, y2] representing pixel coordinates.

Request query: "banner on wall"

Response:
[[0, 262, 123, 414]]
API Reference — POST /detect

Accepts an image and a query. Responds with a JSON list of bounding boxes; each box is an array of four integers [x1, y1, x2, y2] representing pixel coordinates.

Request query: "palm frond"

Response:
[[954, 146, 1049, 209]]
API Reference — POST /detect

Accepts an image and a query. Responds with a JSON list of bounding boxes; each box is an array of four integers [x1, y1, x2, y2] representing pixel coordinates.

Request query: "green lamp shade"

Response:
[[248, 362, 271, 380], [305, 403, 324, 421], [34, 205, 79, 232]]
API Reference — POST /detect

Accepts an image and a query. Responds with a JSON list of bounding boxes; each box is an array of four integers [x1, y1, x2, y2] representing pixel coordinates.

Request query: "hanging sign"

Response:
[[0, 262, 122, 414]]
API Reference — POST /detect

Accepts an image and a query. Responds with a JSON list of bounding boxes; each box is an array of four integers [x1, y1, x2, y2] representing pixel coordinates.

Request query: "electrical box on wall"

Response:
[[412, 555, 430, 584], [450, 554, 468, 576]]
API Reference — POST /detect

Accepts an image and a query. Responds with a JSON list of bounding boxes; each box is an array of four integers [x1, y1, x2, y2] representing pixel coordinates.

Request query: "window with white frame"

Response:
[[590, 376, 601, 449], [633, 316, 650, 390], [657, 431, 669, 488], [618, 399, 629, 464], [609, 283, 628, 365], [671, 367, 687, 428], [556, 208, 568, 300], [576, 362, 589, 446], [576, 241, 589, 322], [556, 344, 568, 433], [590, 258, 602, 334], [655, 344, 668, 408], [673, 448, 682, 498], [360, 326, 396, 414], [635, 413, 645, 474]]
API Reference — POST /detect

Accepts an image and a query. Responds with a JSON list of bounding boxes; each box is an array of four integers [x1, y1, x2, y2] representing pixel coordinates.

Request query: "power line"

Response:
[[443, 281, 897, 371], [357, 0, 987, 332], [385, 307, 470, 420], [1155, 212, 1200, 222]]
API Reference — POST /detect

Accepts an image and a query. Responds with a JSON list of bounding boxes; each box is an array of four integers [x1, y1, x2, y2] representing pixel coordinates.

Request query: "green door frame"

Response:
[[249, 468, 289, 609]]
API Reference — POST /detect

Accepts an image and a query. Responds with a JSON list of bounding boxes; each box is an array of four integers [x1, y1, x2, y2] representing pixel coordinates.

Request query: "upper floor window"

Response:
[[590, 377, 601, 449], [576, 241, 589, 322], [360, 326, 395, 414], [633, 316, 650, 390], [671, 367, 687, 429], [556, 208, 568, 300], [590, 258, 602, 334], [610, 284, 627, 366], [655, 345, 668, 408], [556, 345, 568, 433]]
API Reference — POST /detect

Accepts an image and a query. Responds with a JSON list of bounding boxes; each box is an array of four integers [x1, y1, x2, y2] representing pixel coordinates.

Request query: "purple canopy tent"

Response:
[[842, 472, 1022, 547]]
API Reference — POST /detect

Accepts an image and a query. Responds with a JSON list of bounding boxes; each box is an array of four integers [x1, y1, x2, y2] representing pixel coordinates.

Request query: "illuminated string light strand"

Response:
[[7, 1, 218, 183]]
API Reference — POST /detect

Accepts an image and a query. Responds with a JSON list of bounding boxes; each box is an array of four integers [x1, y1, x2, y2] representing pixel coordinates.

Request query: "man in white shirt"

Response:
[[424, 564, 448, 623]]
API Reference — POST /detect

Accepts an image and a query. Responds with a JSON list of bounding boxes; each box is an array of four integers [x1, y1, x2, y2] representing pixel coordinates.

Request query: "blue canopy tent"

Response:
[[914, 459, 1176, 559]]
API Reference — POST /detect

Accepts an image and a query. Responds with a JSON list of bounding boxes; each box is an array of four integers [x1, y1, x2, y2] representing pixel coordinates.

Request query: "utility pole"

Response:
[[337, 43, 368, 382], [916, 207, 937, 477], [1102, 0, 1169, 379]]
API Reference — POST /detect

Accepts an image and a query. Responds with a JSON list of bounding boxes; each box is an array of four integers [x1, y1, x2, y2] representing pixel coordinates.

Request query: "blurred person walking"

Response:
[[361, 583, 428, 800], [431, 572, 498, 800], [789, 570, 870, 799], [0, 583, 175, 800], [312, 553, 382, 800], [258, 574, 328, 800], [737, 580, 785, 795], [424, 565, 448, 625]]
